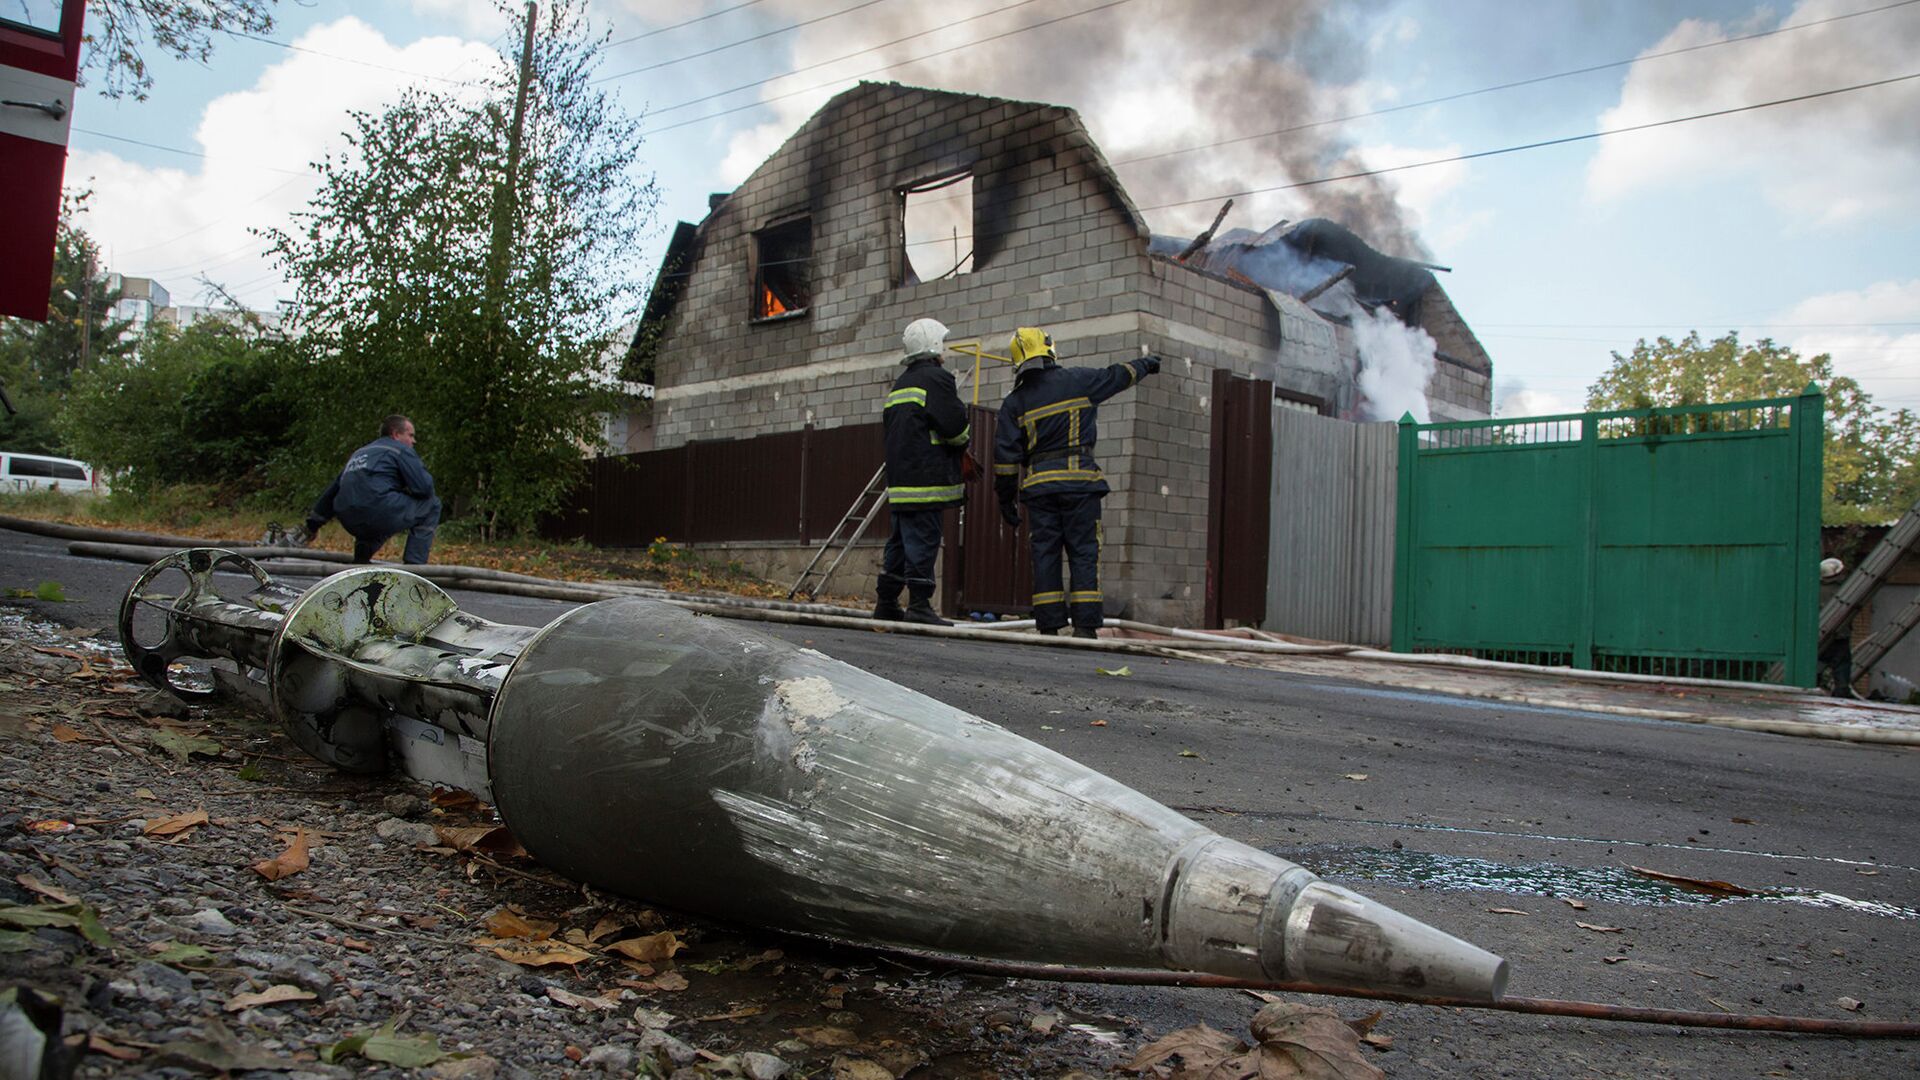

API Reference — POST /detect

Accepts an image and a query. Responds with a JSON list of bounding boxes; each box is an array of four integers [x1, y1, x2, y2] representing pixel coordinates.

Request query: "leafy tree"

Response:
[[59, 318, 298, 495], [1586, 331, 1920, 524], [82, 0, 277, 100], [263, 0, 657, 536]]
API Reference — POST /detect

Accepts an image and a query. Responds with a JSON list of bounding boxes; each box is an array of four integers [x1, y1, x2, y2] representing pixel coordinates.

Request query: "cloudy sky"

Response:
[[53, 0, 1920, 414]]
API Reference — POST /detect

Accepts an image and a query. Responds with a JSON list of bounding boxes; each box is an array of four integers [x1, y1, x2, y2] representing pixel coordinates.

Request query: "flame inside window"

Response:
[[753, 217, 811, 319]]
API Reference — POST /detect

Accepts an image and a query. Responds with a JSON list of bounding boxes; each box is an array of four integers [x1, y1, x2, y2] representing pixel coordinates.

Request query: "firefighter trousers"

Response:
[[878, 507, 945, 600], [1026, 491, 1103, 632]]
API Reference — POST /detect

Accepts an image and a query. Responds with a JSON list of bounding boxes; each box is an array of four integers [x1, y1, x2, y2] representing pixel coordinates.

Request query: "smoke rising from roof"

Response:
[[728, 0, 1430, 258]]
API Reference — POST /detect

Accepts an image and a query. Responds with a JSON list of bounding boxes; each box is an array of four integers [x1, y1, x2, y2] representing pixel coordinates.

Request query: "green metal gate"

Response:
[[1391, 386, 1824, 686]]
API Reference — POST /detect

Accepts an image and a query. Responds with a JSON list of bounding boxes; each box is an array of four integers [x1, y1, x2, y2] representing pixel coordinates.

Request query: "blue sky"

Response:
[[57, 0, 1920, 413]]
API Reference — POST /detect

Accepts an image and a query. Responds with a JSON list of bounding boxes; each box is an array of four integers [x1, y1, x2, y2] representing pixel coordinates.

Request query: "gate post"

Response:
[[1787, 382, 1826, 688], [1575, 416, 1599, 670], [1390, 413, 1417, 653]]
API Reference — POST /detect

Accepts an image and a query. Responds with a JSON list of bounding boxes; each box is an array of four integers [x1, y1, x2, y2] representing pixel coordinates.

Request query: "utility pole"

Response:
[[476, 1, 537, 539], [486, 1, 537, 312], [79, 246, 93, 371]]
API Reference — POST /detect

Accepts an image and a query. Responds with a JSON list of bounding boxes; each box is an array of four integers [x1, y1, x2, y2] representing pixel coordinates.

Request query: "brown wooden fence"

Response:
[[543, 424, 886, 547]]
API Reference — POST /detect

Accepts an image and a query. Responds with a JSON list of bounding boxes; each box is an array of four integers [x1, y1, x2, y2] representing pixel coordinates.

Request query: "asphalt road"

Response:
[[5, 527, 1918, 1077]]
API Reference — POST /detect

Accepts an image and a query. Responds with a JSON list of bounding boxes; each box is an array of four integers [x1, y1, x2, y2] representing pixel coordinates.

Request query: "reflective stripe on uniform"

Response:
[[1069, 591, 1103, 604], [886, 387, 928, 407], [931, 423, 971, 446], [887, 483, 964, 504], [1021, 467, 1103, 489], [1019, 396, 1091, 426], [992, 463, 1020, 476], [1032, 590, 1066, 606]]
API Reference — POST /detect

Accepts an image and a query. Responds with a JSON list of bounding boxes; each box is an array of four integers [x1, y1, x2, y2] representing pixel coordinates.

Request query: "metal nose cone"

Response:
[[1275, 879, 1510, 1000]]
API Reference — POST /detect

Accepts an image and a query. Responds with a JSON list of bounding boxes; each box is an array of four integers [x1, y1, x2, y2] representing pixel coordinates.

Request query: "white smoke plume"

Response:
[[1333, 292, 1437, 422]]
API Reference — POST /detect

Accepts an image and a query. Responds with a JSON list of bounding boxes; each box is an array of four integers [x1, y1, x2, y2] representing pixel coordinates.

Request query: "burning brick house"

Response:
[[609, 81, 1493, 626]]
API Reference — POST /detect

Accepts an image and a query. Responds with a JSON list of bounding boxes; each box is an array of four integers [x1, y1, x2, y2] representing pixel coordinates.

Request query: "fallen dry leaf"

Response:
[[1345, 1011, 1382, 1039], [1343, 773, 1369, 781], [15, 874, 75, 904], [1628, 866, 1753, 897], [49, 722, 94, 743], [1359, 1033, 1392, 1051], [86, 1033, 143, 1061], [251, 829, 310, 881], [142, 809, 209, 838], [225, 984, 317, 1012], [1838, 997, 1865, 1012], [1560, 897, 1588, 910], [605, 930, 684, 963], [793, 1026, 861, 1048], [1602, 956, 1628, 964], [430, 788, 490, 813], [433, 824, 528, 858], [1487, 907, 1530, 916], [546, 987, 619, 1011], [487, 940, 593, 967], [1576, 922, 1625, 933], [625, 971, 689, 993], [1090, 719, 1108, 727], [830, 1056, 892, 1080], [587, 915, 638, 944], [1030, 1012, 1059, 1034], [1730, 816, 1757, 825], [632, 1006, 675, 1029], [1129, 1003, 1385, 1080], [484, 908, 556, 941]]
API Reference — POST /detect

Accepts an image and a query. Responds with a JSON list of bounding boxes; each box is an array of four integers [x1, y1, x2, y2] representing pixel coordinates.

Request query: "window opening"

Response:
[[899, 171, 974, 286], [753, 217, 811, 320]]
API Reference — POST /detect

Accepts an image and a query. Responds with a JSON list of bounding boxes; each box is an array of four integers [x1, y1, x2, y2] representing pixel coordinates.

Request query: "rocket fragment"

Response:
[[119, 549, 1508, 1001]]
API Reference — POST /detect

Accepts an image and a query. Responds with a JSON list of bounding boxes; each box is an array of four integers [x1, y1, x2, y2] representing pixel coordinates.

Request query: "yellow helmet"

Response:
[[1009, 327, 1056, 380]]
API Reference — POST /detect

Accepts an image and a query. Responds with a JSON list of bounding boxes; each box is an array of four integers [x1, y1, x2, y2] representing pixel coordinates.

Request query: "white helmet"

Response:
[[902, 318, 948, 363], [1820, 557, 1845, 582]]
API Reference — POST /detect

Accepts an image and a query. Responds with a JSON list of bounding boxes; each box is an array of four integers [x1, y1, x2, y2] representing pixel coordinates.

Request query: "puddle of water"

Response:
[[1280, 845, 1919, 920], [0, 610, 125, 661]]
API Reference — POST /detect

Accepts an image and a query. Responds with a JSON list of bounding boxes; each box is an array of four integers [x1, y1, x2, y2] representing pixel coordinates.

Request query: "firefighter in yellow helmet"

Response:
[[993, 328, 1158, 637], [874, 317, 971, 625]]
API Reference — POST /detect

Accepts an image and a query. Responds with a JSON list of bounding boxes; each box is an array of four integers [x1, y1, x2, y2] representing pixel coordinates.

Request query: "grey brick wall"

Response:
[[640, 82, 1490, 626]]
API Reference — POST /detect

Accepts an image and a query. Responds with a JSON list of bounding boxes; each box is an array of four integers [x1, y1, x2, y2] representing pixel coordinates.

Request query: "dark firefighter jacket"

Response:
[[994, 357, 1155, 503], [310, 436, 437, 538], [884, 357, 971, 509]]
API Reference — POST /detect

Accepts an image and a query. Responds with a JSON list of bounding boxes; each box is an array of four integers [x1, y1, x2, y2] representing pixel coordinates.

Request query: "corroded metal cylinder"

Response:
[[119, 552, 1507, 1000], [489, 599, 1507, 998]]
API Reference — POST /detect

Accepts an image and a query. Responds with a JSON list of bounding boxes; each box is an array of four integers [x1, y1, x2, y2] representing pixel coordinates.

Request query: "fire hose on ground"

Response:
[[2, 514, 1915, 745]]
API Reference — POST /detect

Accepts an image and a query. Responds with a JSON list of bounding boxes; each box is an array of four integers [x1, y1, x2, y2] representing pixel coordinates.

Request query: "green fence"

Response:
[[1391, 386, 1824, 686]]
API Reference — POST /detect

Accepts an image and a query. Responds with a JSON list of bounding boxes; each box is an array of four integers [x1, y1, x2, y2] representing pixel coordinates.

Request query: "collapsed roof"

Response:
[[1149, 217, 1439, 321]]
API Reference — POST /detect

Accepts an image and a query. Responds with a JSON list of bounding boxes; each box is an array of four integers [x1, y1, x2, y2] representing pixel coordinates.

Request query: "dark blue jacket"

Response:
[[883, 357, 971, 509], [310, 437, 436, 536], [994, 357, 1154, 502]]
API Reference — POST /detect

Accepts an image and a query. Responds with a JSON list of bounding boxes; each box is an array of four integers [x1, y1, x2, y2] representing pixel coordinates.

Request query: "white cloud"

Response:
[[72, 19, 499, 310], [1774, 279, 1920, 408], [406, 0, 510, 37], [1585, 0, 1920, 222], [1494, 383, 1577, 418]]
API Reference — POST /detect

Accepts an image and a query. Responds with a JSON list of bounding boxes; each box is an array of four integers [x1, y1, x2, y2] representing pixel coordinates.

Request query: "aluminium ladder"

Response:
[[787, 463, 888, 601], [785, 340, 1013, 602]]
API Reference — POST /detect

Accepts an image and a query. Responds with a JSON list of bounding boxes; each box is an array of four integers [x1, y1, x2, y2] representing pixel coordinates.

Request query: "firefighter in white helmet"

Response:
[[993, 328, 1159, 637], [1817, 557, 1857, 698], [873, 318, 971, 625]]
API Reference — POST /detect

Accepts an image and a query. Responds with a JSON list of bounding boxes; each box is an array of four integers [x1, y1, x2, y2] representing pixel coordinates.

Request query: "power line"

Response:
[[222, 29, 477, 85], [645, 0, 1052, 118], [70, 127, 315, 176], [639, 0, 1133, 137], [602, 0, 767, 50], [1130, 70, 1920, 214], [596, 0, 897, 83], [1106, 0, 1920, 172]]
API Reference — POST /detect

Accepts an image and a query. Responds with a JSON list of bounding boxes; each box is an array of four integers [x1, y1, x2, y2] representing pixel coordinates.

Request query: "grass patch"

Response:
[[0, 489, 795, 599]]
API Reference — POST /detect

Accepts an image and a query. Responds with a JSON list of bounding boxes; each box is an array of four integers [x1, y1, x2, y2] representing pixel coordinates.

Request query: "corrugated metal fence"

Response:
[[1264, 410, 1399, 646], [543, 424, 885, 548]]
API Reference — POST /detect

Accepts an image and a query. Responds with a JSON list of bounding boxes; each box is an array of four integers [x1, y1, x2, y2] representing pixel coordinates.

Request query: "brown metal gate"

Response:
[[1207, 370, 1274, 627], [950, 405, 1031, 617]]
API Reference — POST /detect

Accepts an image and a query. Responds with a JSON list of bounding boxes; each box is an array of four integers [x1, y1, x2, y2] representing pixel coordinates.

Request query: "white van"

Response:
[[0, 452, 104, 495]]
